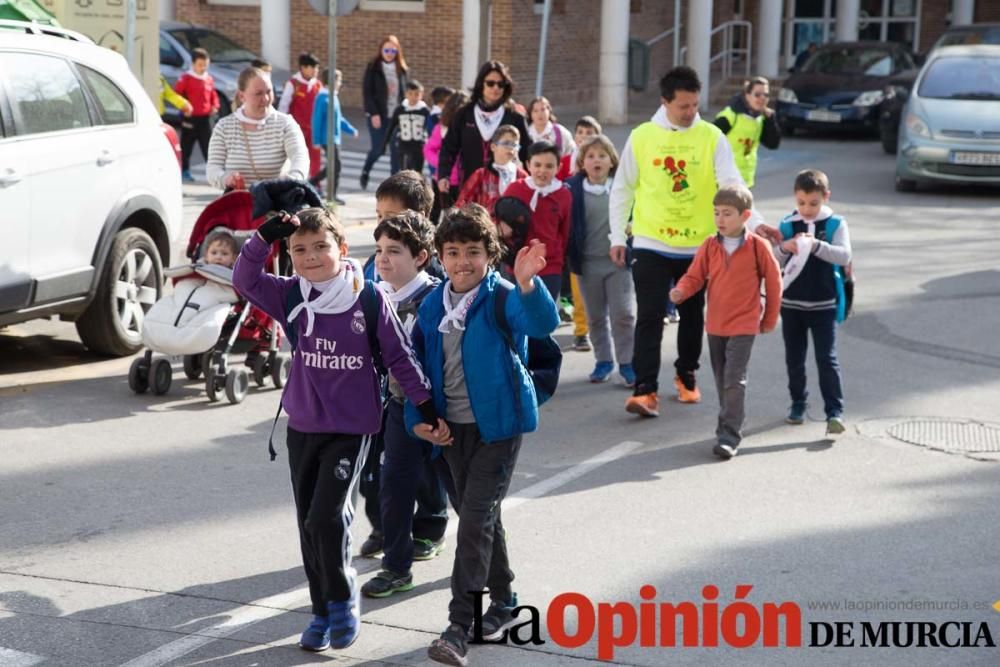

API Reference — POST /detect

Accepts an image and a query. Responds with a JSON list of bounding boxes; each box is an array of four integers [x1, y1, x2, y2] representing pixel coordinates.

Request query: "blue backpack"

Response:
[[492, 285, 562, 405], [779, 215, 854, 322]]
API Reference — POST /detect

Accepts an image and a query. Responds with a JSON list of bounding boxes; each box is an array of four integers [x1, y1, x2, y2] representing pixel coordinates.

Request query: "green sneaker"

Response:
[[412, 537, 446, 561], [826, 416, 846, 436], [361, 569, 414, 598]]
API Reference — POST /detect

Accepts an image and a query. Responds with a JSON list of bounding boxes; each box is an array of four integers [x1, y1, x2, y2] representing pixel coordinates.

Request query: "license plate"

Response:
[[950, 151, 1000, 166], [806, 110, 841, 123]]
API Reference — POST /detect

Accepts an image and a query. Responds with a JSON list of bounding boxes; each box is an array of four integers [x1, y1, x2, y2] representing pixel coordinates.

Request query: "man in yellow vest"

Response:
[[714, 76, 781, 189], [610, 66, 780, 418]]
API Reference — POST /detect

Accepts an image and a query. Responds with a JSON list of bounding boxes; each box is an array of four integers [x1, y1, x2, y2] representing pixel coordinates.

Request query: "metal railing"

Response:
[[680, 19, 753, 81], [645, 0, 683, 67]]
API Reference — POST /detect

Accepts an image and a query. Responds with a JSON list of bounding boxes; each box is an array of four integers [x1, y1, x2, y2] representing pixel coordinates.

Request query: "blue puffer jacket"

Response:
[[404, 271, 559, 443]]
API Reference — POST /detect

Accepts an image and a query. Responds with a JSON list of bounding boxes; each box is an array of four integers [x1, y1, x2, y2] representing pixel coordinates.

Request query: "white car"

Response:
[[0, 22, 183, 355]]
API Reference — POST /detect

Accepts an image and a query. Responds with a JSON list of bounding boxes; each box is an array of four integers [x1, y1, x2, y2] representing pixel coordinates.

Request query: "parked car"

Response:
[[159, 21, 290, 126], [895, 45, 1000, 192], [776, 41, 917, 136], [880, 23, 1000, 154], [0, 23, 183, 355]]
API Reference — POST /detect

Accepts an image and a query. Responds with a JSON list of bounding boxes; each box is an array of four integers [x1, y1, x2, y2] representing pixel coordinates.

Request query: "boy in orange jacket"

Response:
[[670, 185, 782, 460]]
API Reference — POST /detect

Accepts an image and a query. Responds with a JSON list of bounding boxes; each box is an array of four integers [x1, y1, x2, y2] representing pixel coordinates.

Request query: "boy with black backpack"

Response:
[[404, 204, 559, 666], [233, 207, 450, 653]]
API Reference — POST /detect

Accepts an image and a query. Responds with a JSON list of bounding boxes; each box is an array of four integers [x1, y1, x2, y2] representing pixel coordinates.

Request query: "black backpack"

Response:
[[492, 284, 562, 405]]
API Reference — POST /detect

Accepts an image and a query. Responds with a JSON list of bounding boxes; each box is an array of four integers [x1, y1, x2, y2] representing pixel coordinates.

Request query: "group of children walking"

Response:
[[225, 62, 852, 665]]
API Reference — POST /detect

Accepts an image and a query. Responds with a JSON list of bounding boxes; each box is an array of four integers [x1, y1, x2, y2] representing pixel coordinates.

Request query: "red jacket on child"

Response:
[[280, 74, 321, 137], [455, 164, 528, 218], [504, 178, 572, 276], [174, 72, 220, 117]]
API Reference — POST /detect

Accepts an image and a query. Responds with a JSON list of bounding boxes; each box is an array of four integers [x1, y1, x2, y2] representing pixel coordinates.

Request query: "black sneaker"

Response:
[[412, 537, 445, 561], [359, 170, 370, 190], [359, 531, 383, 558], [713, 443, 738, 460], [477, 595, 519, 641], [361, 569, 414, 598], [333, 196, 347, 206], [428, 623, 468, 666]]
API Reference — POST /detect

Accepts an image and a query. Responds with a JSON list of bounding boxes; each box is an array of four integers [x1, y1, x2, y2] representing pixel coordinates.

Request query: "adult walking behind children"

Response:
[[670, 185, 782, 460]]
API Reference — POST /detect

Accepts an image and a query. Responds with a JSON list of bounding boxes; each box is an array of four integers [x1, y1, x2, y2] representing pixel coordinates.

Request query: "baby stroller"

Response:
[[128, 190, 291, 404]]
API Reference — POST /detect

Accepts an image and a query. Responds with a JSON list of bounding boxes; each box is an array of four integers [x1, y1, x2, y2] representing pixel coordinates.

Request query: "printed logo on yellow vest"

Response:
[[738, 137, 755, 156], [652, 155, 689, 192]]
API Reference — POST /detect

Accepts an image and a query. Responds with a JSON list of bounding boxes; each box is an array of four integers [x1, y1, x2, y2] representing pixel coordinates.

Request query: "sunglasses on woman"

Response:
[[382, 47, 398, 55], [494, 140, 520, 149], [484, 79, 508, 89]]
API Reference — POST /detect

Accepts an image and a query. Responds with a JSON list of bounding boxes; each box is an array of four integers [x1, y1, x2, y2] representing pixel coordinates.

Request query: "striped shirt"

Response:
[[206, 109, 309, 189]]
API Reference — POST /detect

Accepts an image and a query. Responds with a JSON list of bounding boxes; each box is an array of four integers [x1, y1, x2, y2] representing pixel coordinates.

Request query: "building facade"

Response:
[[169, 0, 999, 119]]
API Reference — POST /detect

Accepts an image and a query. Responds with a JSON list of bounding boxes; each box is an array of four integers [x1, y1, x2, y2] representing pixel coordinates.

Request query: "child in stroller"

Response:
[[128, 190, 292, 403]]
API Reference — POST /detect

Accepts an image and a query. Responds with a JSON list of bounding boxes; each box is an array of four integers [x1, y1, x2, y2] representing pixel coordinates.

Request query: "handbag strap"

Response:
[[239, 123, 263, 183]]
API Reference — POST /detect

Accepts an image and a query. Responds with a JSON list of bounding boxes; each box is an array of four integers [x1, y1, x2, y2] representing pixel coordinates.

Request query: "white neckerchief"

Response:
[[402, 99, 428, 111], [292, 72, 317, 88], [186, 69, 209, 81], [438, 282, 481, 334], [582, 177, 611, 196], [378, 271, 434, 308], [782, 236, 814, 289], [288, 258, 364, 336], [721, 235, 741, 256], [528, 121, 554, 144], [474, 104, 504, 141], [234, 105, 272, 128], [492, 161, 518, 195], [523, 176, 563, 211], [797, 205, 834, 236]]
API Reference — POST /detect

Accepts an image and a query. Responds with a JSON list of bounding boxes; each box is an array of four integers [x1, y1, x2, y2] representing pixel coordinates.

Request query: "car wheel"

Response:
[[151, 358, 173, 395], [895, 176, 918, 192], [780, 121, 797, 137], [217, 93, 232, 119], [76, 228, 162, 356], [225, 367, 250, 404], [880, 124, 898, 154]]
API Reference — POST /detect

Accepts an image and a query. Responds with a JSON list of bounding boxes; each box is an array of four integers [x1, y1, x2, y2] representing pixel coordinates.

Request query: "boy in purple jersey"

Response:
[[233, 207, 451, 653]]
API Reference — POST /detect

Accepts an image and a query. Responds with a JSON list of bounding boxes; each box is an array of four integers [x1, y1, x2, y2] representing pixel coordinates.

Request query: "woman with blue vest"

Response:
[[714, 76, 781, 190]]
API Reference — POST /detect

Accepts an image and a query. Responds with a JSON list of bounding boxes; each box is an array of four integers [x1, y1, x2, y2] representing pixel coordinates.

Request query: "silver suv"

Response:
[[0, 23, 183, 355]]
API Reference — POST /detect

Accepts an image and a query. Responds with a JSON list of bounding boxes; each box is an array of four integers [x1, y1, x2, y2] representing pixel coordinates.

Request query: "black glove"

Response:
[[257, 212, 298, 244]]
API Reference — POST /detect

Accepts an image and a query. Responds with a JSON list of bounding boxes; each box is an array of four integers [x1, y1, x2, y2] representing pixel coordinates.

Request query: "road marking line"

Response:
[[0, 647, 45, 667], [118, 440, 645, 667]]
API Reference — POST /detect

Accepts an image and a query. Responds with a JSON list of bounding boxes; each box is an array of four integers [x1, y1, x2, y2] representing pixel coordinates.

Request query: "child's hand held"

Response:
[[669, 288, 683, 304]]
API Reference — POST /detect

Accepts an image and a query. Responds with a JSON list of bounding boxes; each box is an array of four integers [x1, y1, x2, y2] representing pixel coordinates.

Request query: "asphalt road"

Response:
[[2, 131, 999, 667]]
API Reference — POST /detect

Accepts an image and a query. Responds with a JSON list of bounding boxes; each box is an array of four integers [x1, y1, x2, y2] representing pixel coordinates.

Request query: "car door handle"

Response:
[[97, 150, 117, 166], [0, 168, 22, 187]]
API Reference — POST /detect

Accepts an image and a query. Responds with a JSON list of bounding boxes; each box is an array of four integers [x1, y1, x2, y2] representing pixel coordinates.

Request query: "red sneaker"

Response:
[[625, 392, 659, 417]]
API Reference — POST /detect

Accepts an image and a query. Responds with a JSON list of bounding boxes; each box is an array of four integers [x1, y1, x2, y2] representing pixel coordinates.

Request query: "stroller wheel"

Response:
[[225, 367, 250, 404], [151, 358, 173, 395], [251, 353, 269, 387], [183, 354, 202, 380], [271, 353, 291, 388], [128, 357, 149, 394], [205, 368, 220, 402]]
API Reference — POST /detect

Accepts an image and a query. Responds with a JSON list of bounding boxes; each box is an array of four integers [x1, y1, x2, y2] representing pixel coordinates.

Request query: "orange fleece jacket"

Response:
[[674, 230, 782, 336]]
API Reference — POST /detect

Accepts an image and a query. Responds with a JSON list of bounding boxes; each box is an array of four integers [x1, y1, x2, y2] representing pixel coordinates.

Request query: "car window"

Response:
[[0, 52, 91, 135], [159, 35, 184, 66], [935, 28, 1000, 48], [803, 48, 893, 76], [79, 66, 134, 125], [918, 56, 1000, 100], [168, 30, 192, 52], [185, 29, 256, 63]]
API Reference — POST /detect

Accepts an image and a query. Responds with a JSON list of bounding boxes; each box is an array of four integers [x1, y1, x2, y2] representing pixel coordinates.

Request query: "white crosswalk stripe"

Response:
[[0, 647, 45, 667]]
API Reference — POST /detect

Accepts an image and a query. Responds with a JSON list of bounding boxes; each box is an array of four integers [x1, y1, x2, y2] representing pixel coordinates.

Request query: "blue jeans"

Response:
[[362, 115, 400, 176], [379, 399, 450, 574], [781, 307, 844, 419]]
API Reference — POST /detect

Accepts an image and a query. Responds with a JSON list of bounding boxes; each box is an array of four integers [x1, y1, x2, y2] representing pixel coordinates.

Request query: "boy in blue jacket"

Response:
[[405, 204, 559, 666], [311, 69, 359, 204]]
